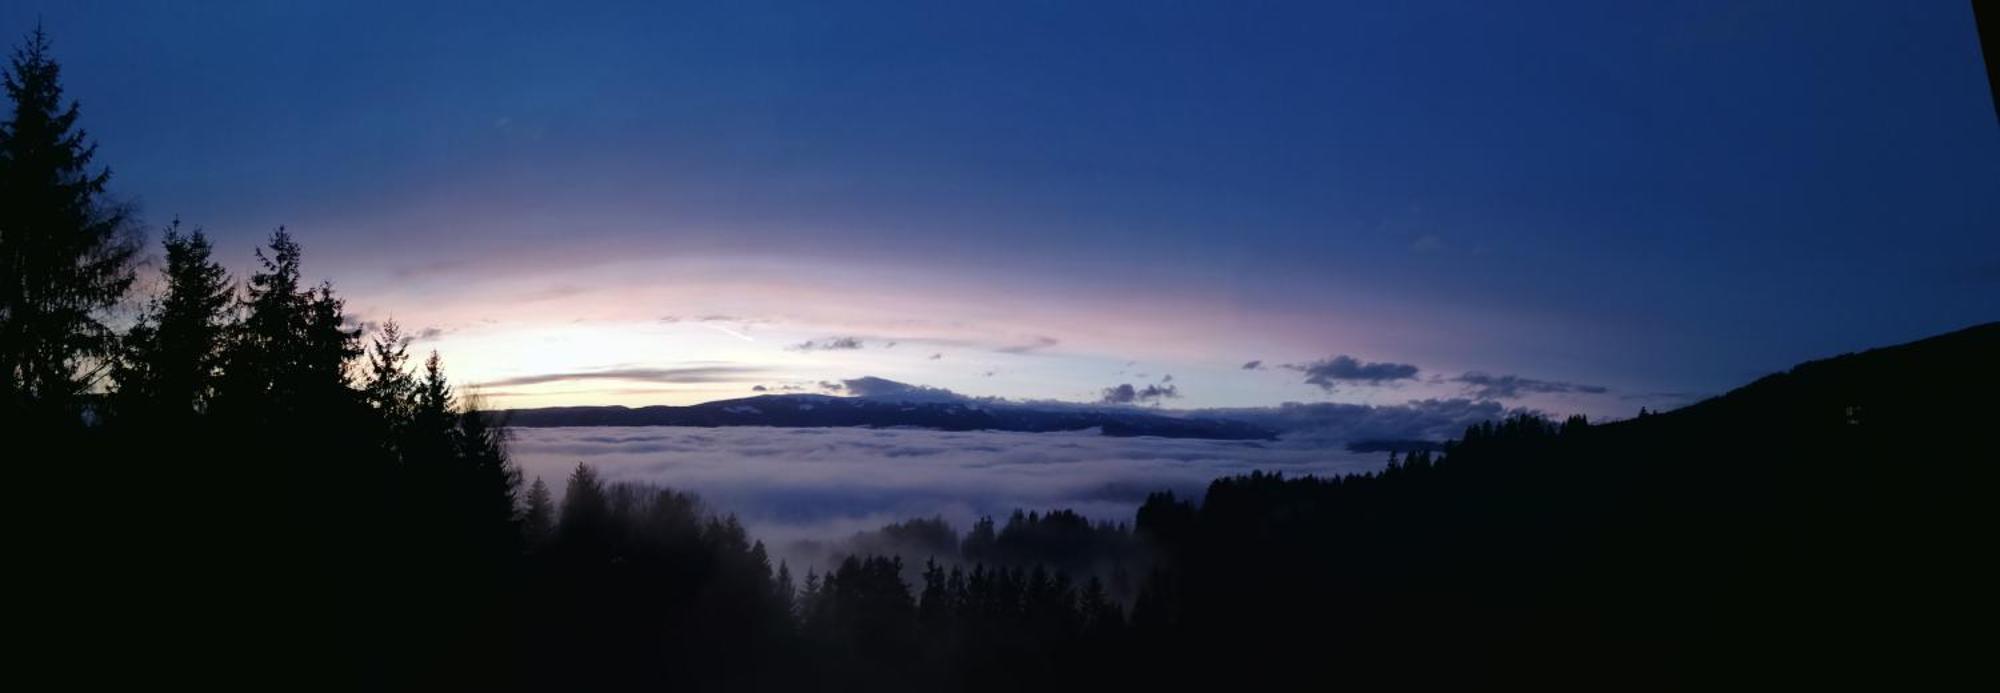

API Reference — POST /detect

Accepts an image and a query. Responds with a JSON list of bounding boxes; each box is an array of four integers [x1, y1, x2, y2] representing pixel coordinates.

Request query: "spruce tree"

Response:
[[0, 27, 138, 416], [416, 350, 452, 427], [556, 462, 609, 548], [220, 229, 357, 415], [773, 561, 797, 618], [451, 385, 520, 556], [301, 282, 355, 391], [401, 349, 458, 469], [361, 320, 415, 433], [224, 229, 304, 408], [115, 221, 232, 417], [520, 476, 554, 547]]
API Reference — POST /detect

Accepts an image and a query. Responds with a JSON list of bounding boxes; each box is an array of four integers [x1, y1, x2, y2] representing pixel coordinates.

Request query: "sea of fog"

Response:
[[507, 425, 1387, 559]]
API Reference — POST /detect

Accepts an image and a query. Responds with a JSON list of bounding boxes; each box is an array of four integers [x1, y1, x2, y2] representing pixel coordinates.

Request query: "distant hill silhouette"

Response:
[[497, 393, 1277, 440], [1343, 438, 1448, 453]]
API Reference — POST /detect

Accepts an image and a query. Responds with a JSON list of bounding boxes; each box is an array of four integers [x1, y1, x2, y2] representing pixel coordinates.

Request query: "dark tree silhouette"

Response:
[[0, 26, 137, 420], [216, 229, 358, 417], [361, 319, 417, 435], [113, 221, 232, 419], [520, 475, 555, 548], [555, 461, 610, 548]]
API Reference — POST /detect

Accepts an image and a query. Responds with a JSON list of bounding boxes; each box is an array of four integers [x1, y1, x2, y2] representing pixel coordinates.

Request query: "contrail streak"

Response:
[[702, 322, 756, 342]]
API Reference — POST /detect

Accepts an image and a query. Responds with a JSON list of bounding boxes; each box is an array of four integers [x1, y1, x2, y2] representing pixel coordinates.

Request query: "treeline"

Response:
[[520, 484, 1158, 690], [827, 509, 1147, 595]]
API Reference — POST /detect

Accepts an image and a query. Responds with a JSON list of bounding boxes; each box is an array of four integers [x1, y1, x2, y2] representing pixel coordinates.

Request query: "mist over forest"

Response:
[[507, 425, 1382, 570]]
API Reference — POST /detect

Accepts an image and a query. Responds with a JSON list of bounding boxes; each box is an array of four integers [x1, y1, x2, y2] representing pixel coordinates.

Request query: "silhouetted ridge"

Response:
[[1123, 321, 1998, 687], [1343, 438, 1447, 453], [497, 394, 1277, 440]]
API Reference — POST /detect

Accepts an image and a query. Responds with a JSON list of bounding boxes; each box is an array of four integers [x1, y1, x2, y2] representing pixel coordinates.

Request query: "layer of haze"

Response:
[[507, 425, 1385, 566]]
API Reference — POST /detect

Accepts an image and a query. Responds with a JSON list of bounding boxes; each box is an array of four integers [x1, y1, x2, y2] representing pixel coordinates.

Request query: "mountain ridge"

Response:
[[494, 393, 1278, 440]]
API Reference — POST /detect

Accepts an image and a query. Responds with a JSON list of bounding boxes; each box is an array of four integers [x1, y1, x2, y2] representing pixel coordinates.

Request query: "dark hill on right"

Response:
[[1133, 322, 1998, 689]]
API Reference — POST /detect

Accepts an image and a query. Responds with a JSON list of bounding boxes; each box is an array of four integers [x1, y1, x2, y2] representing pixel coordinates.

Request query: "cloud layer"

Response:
[[1452, 372, 1609, 399], [1098, 383, 1180, 404], [839, 376, 965, 402], [1287, 355, 1421, 391], [790, 336, 867, 351]]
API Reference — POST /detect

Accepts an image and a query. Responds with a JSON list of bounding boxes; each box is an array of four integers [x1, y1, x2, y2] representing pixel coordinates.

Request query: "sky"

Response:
[[4, 1, 1996, 417]]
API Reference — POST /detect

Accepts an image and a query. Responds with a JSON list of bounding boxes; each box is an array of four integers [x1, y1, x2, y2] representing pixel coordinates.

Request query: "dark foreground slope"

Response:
[[1134, 322, 1997, 687], [33, 324, 1995, 691]]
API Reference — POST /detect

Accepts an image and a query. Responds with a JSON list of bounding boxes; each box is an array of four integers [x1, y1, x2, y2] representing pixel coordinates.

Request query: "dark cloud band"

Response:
[[1453, 372, 1608, 400], [478, 366, 762, 388], [1286, 355, 1420, 390]]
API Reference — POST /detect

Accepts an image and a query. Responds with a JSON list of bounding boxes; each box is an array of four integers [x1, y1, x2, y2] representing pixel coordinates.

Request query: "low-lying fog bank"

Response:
[[507, 425, 1385, 570]]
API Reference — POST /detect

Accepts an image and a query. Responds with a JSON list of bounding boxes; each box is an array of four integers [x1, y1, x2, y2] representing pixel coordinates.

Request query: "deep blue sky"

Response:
[[4, 1, 1995, 413]]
